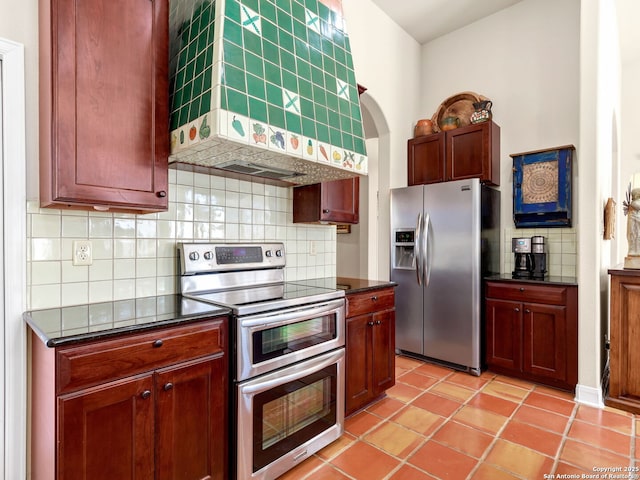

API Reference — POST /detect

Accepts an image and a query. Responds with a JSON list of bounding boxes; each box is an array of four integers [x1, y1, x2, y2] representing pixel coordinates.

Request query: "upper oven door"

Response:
[[236, 298, 345, 381]]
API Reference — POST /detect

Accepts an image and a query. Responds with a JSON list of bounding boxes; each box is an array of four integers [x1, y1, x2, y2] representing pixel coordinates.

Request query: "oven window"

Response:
[[253, 364, 337, 473], [253, 315, 337, 363]]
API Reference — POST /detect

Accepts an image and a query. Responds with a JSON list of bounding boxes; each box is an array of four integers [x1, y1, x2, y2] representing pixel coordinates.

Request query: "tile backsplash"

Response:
[[27, 169, 336, 310], [502, 227, 577, 277]]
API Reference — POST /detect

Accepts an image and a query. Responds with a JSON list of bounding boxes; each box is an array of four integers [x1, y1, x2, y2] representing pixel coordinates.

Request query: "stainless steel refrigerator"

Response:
[[390, 178, 499, 375]]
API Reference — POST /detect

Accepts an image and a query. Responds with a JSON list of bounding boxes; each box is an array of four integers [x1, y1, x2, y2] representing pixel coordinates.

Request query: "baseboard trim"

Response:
[[574, 383, 604, 408]]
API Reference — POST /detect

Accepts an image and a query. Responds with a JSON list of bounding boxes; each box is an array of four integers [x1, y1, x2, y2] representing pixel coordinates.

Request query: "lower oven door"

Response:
[[237, 348, 345, 480], [236, 298, 345, 381]]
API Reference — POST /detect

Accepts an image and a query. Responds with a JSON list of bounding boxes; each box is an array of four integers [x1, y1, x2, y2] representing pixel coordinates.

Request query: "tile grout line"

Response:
[[461, 377, 540, 480], [548, 395, 580, 475]]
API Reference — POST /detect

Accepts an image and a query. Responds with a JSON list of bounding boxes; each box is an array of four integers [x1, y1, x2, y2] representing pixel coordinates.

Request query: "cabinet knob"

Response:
[[157, 190, 167, 198], [514, 307, 520, 312], [153, 339, 163, 348], [519, 287, 525, 292], [371, 295, 378, 301], [163, 383, 174, 391], [375, 320, 382, 325], [141, 390, 151, 399], [525, 309, 530, 314], [367, 321, 374, 326], [322, 209, 330, 214]]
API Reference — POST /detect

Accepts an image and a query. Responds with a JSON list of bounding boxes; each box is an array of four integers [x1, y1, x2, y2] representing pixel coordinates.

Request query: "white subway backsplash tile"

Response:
[[89, 217, 113, 238], [32, 214, 61, 238], [26, 174, 339, 309], [503, 227, 577, 277], [61, 216, 88, 238]]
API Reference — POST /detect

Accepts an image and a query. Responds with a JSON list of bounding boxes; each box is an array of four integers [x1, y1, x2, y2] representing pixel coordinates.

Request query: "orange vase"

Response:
[[414, 119, 433, 137]]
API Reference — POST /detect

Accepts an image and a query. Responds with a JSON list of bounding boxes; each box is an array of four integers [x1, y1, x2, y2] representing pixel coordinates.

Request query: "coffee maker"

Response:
[[512, 237, 533, 278], [530, 236, 547, 279]]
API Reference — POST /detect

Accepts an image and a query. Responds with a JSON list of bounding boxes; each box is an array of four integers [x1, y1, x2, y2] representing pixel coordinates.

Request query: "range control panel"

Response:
[[179, 242, 285, 274]]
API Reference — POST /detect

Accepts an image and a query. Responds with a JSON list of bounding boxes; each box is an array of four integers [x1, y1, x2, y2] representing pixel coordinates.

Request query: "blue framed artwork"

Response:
[[511, 145, 574, 228]]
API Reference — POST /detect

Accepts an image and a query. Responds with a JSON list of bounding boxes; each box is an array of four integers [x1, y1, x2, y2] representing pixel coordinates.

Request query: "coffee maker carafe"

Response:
[[512, 237, 533, 278], [530, 236, 547, 279]]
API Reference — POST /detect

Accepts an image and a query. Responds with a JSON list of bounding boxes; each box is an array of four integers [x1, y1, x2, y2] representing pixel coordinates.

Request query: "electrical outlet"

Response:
[[309, 240, 317, 256], [73, 240, 93, 266]]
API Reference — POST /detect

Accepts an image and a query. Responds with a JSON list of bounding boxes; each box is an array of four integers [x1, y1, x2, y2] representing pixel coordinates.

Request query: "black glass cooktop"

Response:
[[185, 282, 344, 315]]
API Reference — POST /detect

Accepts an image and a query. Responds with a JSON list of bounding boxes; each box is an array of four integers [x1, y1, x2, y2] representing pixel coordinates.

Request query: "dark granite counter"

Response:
[[484, 273, 578, 287], [24, 295, 230, 348], [292, 277, 397, 294]]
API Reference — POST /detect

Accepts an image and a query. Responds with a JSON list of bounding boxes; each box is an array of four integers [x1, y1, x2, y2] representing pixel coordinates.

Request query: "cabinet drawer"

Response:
[[56, 318, 226, 394], [486, 282, 567, 305], [346, 288, 395, 318]]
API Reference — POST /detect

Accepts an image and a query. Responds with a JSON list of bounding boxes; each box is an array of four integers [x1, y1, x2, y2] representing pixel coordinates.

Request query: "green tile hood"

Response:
[[168, 0, 368, 184]]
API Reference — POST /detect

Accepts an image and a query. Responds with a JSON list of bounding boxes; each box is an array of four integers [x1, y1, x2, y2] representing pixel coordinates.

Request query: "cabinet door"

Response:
[[371, 309, 395, 394], [345, 314, 373, 415], [446, 122, 498, 184], [156, 354, 228, 480], [321, 177, 359, 223], [58, 375, 154, 480], [485, 298, 522, 371], [407, 134, 445, 185], [523, 303, 567, 381], [609, 275, 640, 408], [40, 0, 169, 212]]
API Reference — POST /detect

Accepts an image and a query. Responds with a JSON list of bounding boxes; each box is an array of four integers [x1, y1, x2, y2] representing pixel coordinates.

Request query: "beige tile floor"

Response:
[[277, 355, 639, 480]]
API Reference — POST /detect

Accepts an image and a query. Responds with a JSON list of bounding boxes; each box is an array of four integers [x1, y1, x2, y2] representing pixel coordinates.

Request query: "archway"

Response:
[[336, 91, 391, 280]]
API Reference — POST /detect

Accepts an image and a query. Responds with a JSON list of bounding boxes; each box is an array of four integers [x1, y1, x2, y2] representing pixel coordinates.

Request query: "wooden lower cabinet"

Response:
[[485, 281, 577, 391], [31, 317, 228, 480], [607, 268, 640, 413], [345, 287, 396, 416]]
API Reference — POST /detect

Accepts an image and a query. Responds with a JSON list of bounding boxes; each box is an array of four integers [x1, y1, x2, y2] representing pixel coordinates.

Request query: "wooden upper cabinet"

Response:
[[408, 121, 500, 187], [293, 177, 359, 224], [39, 0, 169, 213], [407, 134, 445, 185]]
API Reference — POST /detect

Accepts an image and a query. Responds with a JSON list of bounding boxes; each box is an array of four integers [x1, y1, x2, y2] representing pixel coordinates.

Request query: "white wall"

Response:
[[420, 0, 580, 249], [0, 0, 38, 198], [342, 0, 422, 280]]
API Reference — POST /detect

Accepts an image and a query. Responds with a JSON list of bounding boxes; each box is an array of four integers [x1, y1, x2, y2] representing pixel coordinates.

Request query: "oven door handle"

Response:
[[239, 298, 345, 329], [239, 348, 344, 395]]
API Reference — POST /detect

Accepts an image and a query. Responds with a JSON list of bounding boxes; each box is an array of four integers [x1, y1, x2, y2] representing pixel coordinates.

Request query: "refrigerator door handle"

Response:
[[415, 213, 423, 285], [423, 213, 431, 287]]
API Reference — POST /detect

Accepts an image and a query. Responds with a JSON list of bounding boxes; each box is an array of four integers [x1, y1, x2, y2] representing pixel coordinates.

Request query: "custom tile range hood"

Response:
[[168, 0, 368, 185]]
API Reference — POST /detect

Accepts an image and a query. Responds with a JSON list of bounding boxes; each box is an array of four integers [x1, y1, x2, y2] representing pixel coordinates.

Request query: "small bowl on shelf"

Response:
[[440, 116, 460, 131]]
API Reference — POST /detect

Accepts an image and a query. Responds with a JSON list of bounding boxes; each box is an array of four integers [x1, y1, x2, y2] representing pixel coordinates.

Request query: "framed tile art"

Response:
[[511, 145, 575, 228]]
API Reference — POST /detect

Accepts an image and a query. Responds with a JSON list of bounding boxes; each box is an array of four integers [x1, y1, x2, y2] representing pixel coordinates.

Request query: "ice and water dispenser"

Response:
[[393, 229, 415, 269]]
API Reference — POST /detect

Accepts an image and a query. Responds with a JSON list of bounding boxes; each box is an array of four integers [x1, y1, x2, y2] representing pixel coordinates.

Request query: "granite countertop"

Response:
[[291, 276, 397, 294], [484, 273, 578, 287], [24, 294, 230, 348]]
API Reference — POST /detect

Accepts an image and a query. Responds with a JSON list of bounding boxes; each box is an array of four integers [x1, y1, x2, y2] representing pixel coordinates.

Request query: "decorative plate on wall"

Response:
[[511, 145, 575, 228]]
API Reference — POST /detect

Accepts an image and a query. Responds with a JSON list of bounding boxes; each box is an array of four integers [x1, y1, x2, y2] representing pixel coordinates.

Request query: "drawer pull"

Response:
[[371, 295, 378, 301], [514, 307, 520, 312], [153, 339, 164, 348], [163, 383, 173, 391], [141, 390, 151, 400], [519, 287, 525, 292]]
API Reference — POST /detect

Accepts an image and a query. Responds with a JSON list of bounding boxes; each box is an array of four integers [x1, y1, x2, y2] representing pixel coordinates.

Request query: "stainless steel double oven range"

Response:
[[178, 242, 345, 480]]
